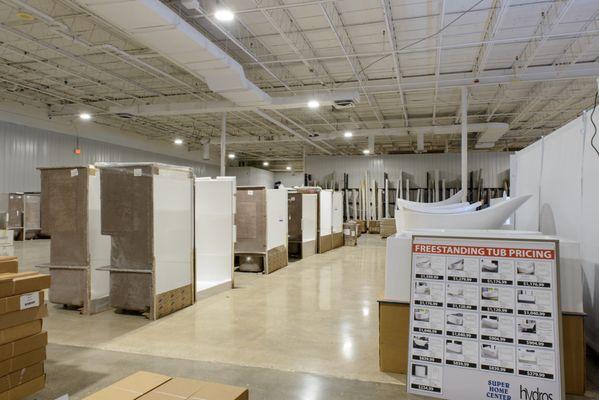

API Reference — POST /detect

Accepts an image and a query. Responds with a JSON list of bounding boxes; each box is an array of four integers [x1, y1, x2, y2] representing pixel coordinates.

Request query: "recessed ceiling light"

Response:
[[286, 166, 292, 171], [174, 138, 183, 145], [344, 131, 353, 138], [263, 161, 269, 166], [307, 100, 320, 109], [214, 8, 234, 22], [362, 149, 370, 155], [79, 112, 91, 121], [228, 153, 236, 159]]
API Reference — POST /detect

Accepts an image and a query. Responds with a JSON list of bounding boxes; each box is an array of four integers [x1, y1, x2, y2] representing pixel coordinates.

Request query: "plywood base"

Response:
[[302, 240, 317, 258], [318, 234, 332, 254], [378, 302, 586, 395], [332, 232, 344, 249], [110, 271, 152, 314], [378, 300, 410, 374], [267, 245, 288, 274], [46, 266, 110, 315], [563, 313, 585, 395], [155, 284, 193, 320]]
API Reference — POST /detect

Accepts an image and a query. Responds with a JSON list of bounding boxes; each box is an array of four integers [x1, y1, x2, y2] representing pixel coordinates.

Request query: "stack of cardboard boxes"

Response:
[[367, 220, 380, 234], [342, 222, 358, 246], [84, 371, 248, 400], [0, 256, 50, 399]]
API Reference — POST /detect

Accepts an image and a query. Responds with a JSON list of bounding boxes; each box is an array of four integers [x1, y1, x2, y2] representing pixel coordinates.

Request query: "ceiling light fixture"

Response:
[[344, 131, 353, 138], [214, 8, 234, 22], [263, 161, 269, 166], [79, 112, 91, 121], [174, 138, 183, 145], [362, 149, 370, 155], [228, 153, 236, 159], [307, 100, 320, 109], [286, 166, 292, 171]]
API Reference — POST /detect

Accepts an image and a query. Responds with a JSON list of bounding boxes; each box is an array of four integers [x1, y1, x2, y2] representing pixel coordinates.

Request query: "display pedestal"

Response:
[[378, 302, 586, 395]]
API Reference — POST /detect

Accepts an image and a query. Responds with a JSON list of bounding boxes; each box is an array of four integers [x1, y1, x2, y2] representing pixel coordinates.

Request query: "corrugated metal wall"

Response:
[[0, 120, 219, 192], [306, 152, 511, 188]]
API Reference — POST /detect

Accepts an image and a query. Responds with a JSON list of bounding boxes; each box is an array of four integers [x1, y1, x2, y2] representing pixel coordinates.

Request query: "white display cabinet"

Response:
[[332, 191, 344, 249], [97, 163, 194, 320], [37, 166, 110, 314], [235, 186, 288, 274], [194, 177, 236, 298], [0, 192, 41, 240]]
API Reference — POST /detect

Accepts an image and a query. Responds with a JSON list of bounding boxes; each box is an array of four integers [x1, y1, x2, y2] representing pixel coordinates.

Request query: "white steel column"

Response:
[[220, 112, 227, 176], [461, 87, 468, 202]]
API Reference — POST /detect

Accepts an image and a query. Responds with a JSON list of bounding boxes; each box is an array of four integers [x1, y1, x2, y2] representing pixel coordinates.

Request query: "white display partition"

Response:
[[195, 177, 236, 298], [87, 170, 111, 309], [332, 191, 344, 249], [318, 189, 333, 253], [511, 142, 544, 231], [267, 188, 288, 252], [407, 234, 564, 400]]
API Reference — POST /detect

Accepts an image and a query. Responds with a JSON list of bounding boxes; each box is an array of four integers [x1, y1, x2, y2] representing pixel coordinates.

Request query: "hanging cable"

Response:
[[358, 0, 487, 75], [590, 90, 599, 157]]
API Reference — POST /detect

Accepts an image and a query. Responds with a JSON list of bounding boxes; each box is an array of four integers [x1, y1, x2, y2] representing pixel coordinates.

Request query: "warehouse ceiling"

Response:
[[0, 0, 598, 169]]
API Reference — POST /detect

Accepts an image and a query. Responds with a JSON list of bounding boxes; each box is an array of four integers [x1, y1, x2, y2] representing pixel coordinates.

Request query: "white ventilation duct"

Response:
[[76, 0, 271, 106], [475, 123, 511, 148]]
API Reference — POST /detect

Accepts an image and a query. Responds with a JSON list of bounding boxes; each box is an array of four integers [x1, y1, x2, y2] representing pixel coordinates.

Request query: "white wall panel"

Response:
[[228, 167, 274, 187], [0, 120, 219, 193], [511, 142, 543, 231], [306, 152, 510, 188]]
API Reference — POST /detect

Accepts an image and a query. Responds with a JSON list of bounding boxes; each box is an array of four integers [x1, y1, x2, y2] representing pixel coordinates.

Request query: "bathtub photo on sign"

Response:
[[411, 334, 444, 364], [517, 348, 556, 380], [414, 281, 444, 307], [446, 256, 479, 283], [480, 258, 515, 285], [516, 289, 553, 318], [516, 317, 555, 348], [414, 255, 446, 280], [410, 363, 443, 394], [446, 283, 479, 311], [480, 314, 515, 344], [412, 307, 445, 335], [445, 338, 479, 369], [445, 310, 479, 340], [480, 286, 515, 314], [515, 261, 552, 288], [480, 343, 516, 374]]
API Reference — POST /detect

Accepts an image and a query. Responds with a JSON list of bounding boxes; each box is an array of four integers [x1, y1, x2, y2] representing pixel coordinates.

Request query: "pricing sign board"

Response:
[[407, 236, 563, 400]]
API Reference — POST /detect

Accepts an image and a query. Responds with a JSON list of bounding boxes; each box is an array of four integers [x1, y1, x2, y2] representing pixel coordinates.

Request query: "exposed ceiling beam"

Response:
[[431, 0, 446, 125], [380, 0, 409, 126], [320, 1, 386, 128], [553, 7, 599, 68]]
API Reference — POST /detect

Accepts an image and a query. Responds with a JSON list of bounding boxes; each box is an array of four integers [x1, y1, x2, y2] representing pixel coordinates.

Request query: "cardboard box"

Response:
[[0, 259, 16, 275], [189, 381, 248, 400], [138, 378, 204, 400], [83, 371, 171, 400], [0, 362, 43, 393], [0, 291, 44, 316], [378, 300, 410, 374], [88, 373, 249, 400], [0, 374, 45, 400], [0, 347, 45, 378], [0, 320, 42, 346], [367, 220, 380, 234], [0, 273, 50, 298], [0, 332, 47, 363], [0, 305, 47, 331]]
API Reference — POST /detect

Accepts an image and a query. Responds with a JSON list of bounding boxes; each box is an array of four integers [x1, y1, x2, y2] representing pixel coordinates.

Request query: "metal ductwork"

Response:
[[77, 0, 271, 106]]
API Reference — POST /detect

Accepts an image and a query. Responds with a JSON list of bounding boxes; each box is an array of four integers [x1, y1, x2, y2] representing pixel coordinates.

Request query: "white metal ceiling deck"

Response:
[[0, 0, 598, 168]]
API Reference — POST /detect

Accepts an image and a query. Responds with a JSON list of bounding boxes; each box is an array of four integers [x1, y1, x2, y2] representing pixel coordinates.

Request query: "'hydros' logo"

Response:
[[520, 385, 554, 400], [487, 380, 511, 399]]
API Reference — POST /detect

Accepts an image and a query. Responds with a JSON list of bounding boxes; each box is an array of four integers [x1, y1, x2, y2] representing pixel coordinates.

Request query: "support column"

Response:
[[461, 87, 468, 202], [220, 112, 227, 176]]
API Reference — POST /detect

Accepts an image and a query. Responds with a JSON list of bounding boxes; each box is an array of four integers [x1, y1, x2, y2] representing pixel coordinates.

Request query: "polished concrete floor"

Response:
[[12, 237, 599, 399]]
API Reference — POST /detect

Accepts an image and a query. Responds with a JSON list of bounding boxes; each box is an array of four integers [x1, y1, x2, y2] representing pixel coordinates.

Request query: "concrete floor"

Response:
[[12, 236, 599, 399]]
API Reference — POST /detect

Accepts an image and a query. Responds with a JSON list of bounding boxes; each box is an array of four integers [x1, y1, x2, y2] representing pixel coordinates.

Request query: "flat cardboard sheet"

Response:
[[0, 332, 47, 362], [0, 347, 45, 377], [0, 304, 47, 330], [0, 273, 51, 298], [0, 291, 43, 316], [0, 374, 45, 400], [0, 321, 42, 346], [0, 259, 16, 275], [83, 371, 171, 400]]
